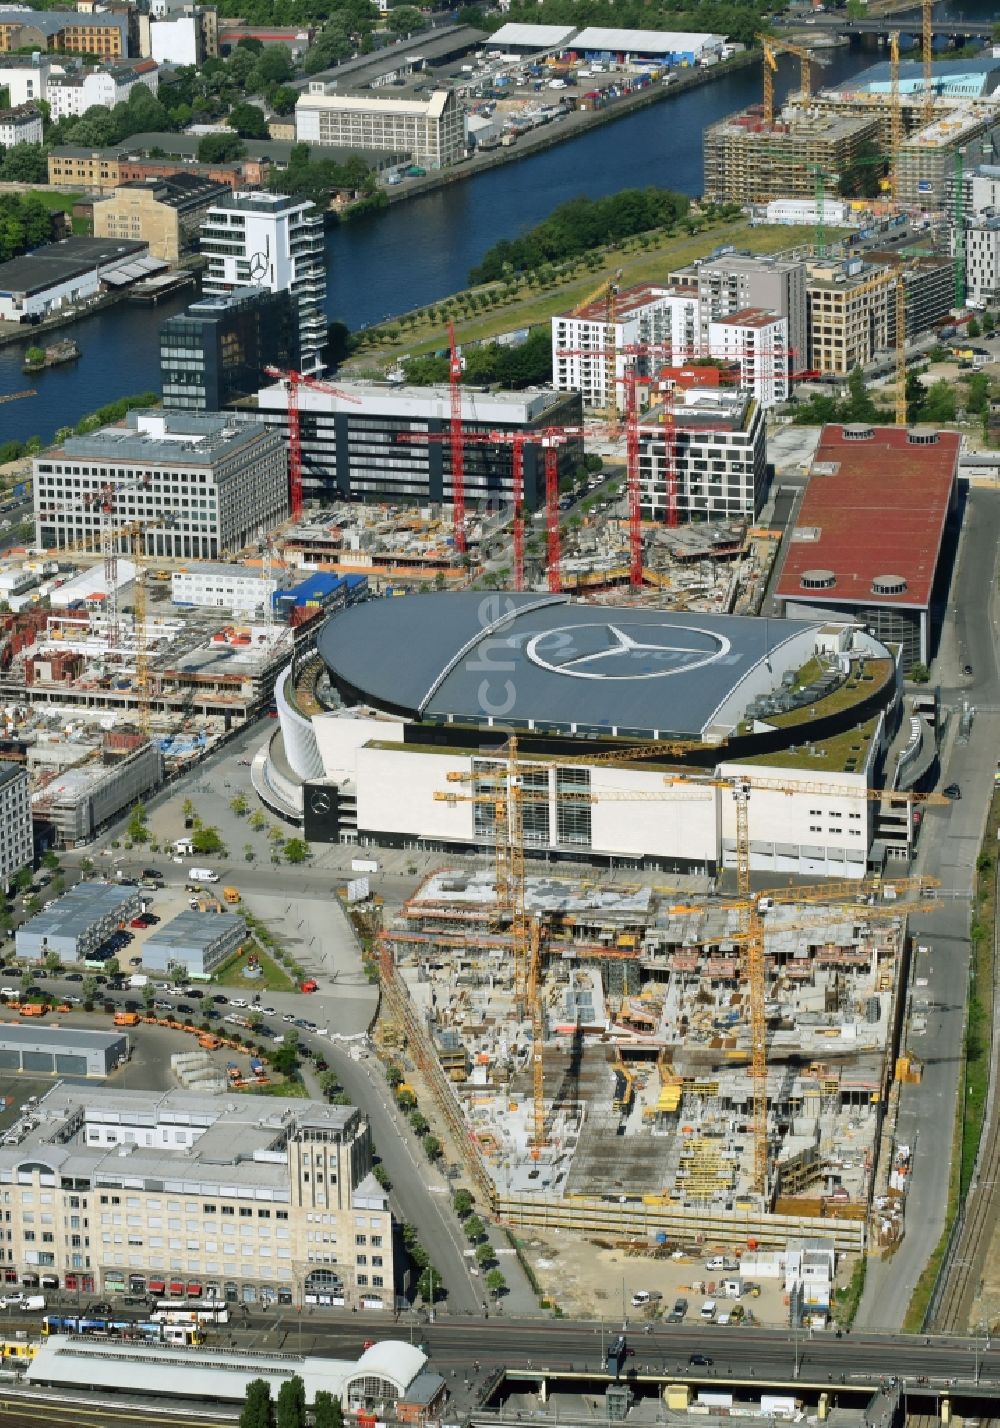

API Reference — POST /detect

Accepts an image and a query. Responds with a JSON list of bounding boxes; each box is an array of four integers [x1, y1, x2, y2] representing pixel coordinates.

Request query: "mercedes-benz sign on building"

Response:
[[263, 592, 904, 878]]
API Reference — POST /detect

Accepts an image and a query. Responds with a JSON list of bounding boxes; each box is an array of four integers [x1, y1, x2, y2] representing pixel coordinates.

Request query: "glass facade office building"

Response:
[[160, 288, 298, 412]]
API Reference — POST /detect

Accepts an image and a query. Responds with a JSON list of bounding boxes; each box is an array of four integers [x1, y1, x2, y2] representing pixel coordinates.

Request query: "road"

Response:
[[856, 484, 1000, 1330]]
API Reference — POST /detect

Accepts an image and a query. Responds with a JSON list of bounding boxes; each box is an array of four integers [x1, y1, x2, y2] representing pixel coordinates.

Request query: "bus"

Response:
[[152, 1300, 228, 1325]]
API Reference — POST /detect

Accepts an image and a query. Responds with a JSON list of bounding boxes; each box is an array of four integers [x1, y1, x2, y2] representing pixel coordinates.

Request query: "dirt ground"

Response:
[[516, 1230, 795, 1326]]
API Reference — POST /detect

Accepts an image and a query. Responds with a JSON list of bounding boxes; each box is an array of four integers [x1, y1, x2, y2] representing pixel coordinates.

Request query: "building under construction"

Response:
[[380, 866, 921, 1253], [703, 107, 883, 206]]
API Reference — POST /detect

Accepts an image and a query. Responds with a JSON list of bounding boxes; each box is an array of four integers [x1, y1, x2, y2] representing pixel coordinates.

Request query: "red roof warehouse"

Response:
[[775, 424, 960, 670]]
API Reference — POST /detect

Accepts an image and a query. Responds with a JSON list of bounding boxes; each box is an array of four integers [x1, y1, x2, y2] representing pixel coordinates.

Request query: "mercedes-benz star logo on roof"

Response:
[[525, 622, 731, 681]]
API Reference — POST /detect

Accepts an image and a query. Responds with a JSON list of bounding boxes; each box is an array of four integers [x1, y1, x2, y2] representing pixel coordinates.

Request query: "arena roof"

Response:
[[317, 594, 821, 739], [775, 425, 959, 612]]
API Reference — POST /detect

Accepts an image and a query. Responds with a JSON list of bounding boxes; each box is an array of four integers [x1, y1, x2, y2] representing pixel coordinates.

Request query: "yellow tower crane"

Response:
[[923, 0, 935, 126], [889, 31, 903, 205], [758, 35, 829, 126]]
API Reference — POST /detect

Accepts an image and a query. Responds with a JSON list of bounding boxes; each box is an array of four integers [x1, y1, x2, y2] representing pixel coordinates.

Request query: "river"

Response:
[[0, 0, 988, 447]]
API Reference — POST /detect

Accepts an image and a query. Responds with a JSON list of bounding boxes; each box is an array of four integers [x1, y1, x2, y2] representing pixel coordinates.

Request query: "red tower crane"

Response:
[[264, 367, 361, 520], [447, 323, 467, 556]]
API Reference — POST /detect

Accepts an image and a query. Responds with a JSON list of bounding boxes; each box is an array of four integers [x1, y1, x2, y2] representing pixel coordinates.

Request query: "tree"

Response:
[[105, 958, 120, 978], [313, 1392, 344, 1428], [271, 1043, 300, 1077], [244, 843, 256, 863], [270, 84, 298, 116], [486, 1268, 507, 1298], [843, 363, 877, 423], [241, 1378, 276, 1428], [475, 1241, 494, 1267], [255, 43, 293, 84], [192, 825, 225, 856], [24, 895, 40, 916], [452, 1188, 474, 1217], [43, 951, 63, 974], [409, 1110, 429, 1137], [82, 974, 97, 1008], [417, 1265, 443, 1302], [275, 1375, 306, 1428], [922, 378, 956, 424], [80, 858, 95, 877], [967, 316, 982, 338], [42, 851, 59, 871], [249, 810, 267, 831], [385, 1063, 403, 1089], [909, 662, 930, 684], [197, 131, 247, 163], [230, 794, 249, 817], [229, 102, 269, 138], [464, 1215, 485, 1242], [387, 5, 423, 33], [423, 1134, 441, 1160], [284, 838, 309, 864], [127, 801, 150, 844]]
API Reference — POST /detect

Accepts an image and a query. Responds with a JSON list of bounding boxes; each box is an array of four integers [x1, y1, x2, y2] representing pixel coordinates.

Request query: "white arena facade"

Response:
[[259, 592, 909, 879]]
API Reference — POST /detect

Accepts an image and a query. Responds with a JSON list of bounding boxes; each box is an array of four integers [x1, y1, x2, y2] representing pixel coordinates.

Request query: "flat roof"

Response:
[[570, 26, 721, 53], [0, 1025, 126, 1052], [711, 306, 782, 329], [0, 237, 146, 298], [56, 410, 276, 469], [775, 425, 960, 611], [318, 593, 822, 739], [487, 22, 577, 48], [566, 282, 667, 322], [143, 908, 245, 955], [16, 881, 138, 943]]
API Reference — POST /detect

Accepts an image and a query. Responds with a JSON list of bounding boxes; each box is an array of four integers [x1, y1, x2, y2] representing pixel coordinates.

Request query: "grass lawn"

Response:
[[347, 221, 844, 370], [212, 945, 297, 993], [30, 190, 84, 213], [767, 660, 894, 728], [241, 1077, 308, 1098], [743, 717, 878, 773]]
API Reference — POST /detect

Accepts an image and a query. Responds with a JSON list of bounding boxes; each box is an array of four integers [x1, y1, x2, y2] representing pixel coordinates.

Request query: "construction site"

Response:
[[702, 20, 1000, 210], [369, 687, 942, 1269]]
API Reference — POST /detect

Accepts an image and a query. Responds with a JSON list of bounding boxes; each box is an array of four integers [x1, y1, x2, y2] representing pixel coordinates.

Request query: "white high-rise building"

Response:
[[200, 191, 326, 374], [708, 308, 790, 409]]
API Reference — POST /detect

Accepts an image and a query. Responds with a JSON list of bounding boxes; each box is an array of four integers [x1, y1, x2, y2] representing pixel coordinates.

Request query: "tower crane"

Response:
[[758, 35, 830, 127], [922, 0, 935, 126], [263, 367, 361, 521], [436, 739, 949, 1178], [889, 32, 903, 206]]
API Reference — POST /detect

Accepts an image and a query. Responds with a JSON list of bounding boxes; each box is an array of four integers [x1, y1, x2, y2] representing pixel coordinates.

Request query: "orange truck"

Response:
[[18, 1004, 47, 1017], [114, 1012, 140, 1026]]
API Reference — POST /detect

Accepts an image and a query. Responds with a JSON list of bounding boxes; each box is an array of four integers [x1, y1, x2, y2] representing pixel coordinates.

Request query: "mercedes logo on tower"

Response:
[[525, 622, 731, 681]]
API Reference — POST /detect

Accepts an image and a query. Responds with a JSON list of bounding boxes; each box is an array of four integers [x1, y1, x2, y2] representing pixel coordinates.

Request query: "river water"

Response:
[[0, 0, 989, 447]]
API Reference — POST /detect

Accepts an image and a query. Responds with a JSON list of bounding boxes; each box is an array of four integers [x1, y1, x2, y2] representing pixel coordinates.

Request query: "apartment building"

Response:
[[965, 215, 1000, 304], [0, 1085, 396, 1308], [0, 55, 56, 107], [296, 87, 463, 170], [0, 762, 32, 892], [94, 173, 227, 262], [200, 191, 326, 374], [703, 108, 882, 206], [895, 109, 995, 212], [707, 309, 790, 409], [47, 59, 158, 121], [685, 253, 808, 376], [805, 260, 894, 376], [254, 379, 583, 508], [551, 284, 699, 413], [0, 10, 127, 56], [34, 410, 288, 562], [0, 103, 42, 147], [638, 388, 767, 522]]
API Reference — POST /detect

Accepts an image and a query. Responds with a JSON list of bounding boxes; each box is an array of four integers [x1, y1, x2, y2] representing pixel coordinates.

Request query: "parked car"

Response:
[[944, 783, 962, 800]]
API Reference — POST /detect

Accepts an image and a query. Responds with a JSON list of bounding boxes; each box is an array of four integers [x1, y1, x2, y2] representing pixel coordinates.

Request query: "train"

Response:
[[41, 1315, 204, 1346]]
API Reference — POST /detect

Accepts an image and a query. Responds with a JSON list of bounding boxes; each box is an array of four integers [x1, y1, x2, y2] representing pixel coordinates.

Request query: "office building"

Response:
[[0, 103, 42, 146], [34, 410, 288, 562], [776, 424, 960, 670], [0, 10, 127, 57], [638, 387, 767, 522], [160, 288, 298, 412], [200, 191, 326, 374], [551, 284, 699, 413], [0, 1084, 397, 1308], [296, 87, 463, 170], [707, 309, 790, 409], [805, 261, 893, 376], [31, 736, 163, 849], [0, 762, 32, 892], [141, 908, 246, 978], [16, 881, 141, 962], [94, 174, 227, 262], [254, 379, 583, 508]]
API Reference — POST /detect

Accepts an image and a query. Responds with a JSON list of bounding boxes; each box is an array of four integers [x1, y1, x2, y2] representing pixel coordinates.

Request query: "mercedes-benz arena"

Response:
[[264, 593, 903, 878]]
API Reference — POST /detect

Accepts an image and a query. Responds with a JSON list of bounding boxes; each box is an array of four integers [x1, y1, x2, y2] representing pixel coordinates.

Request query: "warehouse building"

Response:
[[16, 881, 141, 962], [0, 236, 153, 324], [253, 379, 583, 509], [0, 1085, 396, 1308], [295, 87, 464, 170], [775, 424, 960, 670], [0, 1025, 128, 1079], [34, 411, 288, 563], [486, 21, 577, 53], [141, 908, 246, 978], [0, 762, 33, 891], [568, 26, 723, 65]]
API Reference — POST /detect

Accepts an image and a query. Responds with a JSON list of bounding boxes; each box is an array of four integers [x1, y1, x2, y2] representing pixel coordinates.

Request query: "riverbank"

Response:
[[384, 50, 758, 208]]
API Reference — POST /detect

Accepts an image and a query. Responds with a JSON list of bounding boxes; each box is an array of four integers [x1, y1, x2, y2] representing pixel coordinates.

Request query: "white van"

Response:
[[188, 867, 219, 884], [630, 1290, 663, 1307]]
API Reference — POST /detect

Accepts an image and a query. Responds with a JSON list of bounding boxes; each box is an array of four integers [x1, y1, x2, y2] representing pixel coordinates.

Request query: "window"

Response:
[[240, 1208, 252, 1218], [222, 1206, 234, 1216]]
